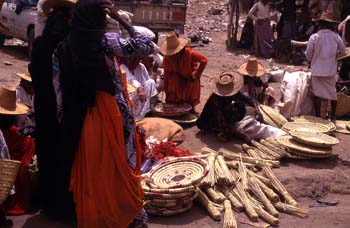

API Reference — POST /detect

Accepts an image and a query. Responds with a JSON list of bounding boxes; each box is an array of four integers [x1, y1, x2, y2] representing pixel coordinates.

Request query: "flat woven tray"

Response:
[[282, 122, 331, 134], [288, 149, 334, 158], [277, 135, 332, 156], [289, 130, 339, 148], [291, 115, 336, 132], [145, 202, 193, 216], [152, 103, 192, 117], [168, 113, 198, 124], [145, 157, 209, 189], [259, 106, 278, 127], [335, 121, 350, 134], [260, 105, 288, 127]]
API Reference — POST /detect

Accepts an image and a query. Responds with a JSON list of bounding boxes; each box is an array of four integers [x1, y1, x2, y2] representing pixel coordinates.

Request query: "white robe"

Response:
[[120, 63, 158, 120]]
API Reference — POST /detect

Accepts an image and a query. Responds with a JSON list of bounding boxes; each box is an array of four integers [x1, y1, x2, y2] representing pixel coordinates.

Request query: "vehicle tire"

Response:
[[0, 34, 5, 47], [27, 28, 34, 58]]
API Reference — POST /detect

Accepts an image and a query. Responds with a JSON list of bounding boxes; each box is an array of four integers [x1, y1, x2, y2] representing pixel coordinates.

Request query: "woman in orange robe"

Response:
[[161, 32, 208, 111]]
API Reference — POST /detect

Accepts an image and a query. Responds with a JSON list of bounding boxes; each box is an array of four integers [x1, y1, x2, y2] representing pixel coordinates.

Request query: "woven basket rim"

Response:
[[291, 115, 336, 131], [335, 120, 350, 134], [277, 135, 332, 155], [289, 130, 339, 148], [145, 202, 193, 216], [282, 122, 331, 133], [152, 103, 192, 117]]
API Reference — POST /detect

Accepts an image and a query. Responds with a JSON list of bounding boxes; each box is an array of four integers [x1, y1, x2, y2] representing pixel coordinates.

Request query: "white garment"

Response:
[[35, 0, 47, 38], [248, 2, 271, 21], [338, 15, 350, 46], [305, 29, 346, 76], [120, 63, 158, 120], [16, 86, 35, 128]]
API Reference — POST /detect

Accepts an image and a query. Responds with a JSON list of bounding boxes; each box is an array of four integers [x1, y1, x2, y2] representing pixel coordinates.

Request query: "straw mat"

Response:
[[289, 130, 339, 148], [277, 135, 332, 156], [291, 115, 336, 132], [282, 122, 331, 134], [145, 157, 209, 189]]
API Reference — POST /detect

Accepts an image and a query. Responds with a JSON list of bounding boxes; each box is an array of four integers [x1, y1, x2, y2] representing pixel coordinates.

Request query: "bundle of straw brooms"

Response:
[[198, 147, 308, 227]]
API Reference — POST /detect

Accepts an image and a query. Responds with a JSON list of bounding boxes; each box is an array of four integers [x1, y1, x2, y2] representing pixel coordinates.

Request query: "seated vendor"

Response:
[[120, 56, 158, 121], [0, 86, 35, 215]]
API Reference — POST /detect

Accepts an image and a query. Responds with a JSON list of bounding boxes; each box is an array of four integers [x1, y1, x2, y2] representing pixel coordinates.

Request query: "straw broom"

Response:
[[247, 170, 272, 186], [248, 177, 279, 217], [274, 202, 308, 218], [223, 200, 238, 228], [260, 139, 287, 157], [206, 187, 226, 204], [249, 172, 279, 203], [267, 139, 290, 152], [217, 155, 236, 184], [226, 160, 257, 171], [251, 140, 282, 160], [238, 159, 249, 191], [200, 153, 216, 187], [242, 144, 261, 159], [223, 188, 244, 211], [263, 166, 298, 206], [247, 194, 280, 227], [197, 189, 222, 221]]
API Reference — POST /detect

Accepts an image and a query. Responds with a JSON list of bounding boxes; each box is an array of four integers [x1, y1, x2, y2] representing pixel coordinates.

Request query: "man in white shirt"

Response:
[[120, 56, 158, 121], [305, 14, 346, 120]]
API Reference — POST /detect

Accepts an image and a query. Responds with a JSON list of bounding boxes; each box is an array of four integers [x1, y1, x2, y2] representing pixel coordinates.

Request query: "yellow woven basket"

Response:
[[0, 159, 22, 205]]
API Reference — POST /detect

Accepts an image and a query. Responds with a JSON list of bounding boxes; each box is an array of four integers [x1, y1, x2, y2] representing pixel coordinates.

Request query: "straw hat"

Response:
[[159, 31, 188, 56], [15, 72, 32, 82], [209, 72, 243, 97], [42, 0, 77, 15], [337, 47, 350, 61], [317, 12, 339, 23], [0, 87, 28, 115], [238, 57, 265, 77]]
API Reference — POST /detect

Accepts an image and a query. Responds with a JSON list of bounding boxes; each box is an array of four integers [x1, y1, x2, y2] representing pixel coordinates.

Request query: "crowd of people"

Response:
[[0, 0, 349, 227]]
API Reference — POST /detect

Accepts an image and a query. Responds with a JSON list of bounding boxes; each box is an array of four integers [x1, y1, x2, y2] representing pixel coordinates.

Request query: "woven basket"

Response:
[[169, 113, 198, 125], [277, 135, 332, 156], [260, 105, 288, 128], [145, 192, 198, 208], [145, 202, 193, 216], [347, 122, 350, 131], [144, 191, 193, 199], [326, 94, 350, 118], [335, 120, 350, 134], [282, 122, 331, 134], [152, 103, 192, 117], [288, 149, 333, 158], [143, 183, 196, 194], [145, 157, 209, 189], [291, 115, 336, 132], [289, 130, 339, 148], [259, 106, 278, 127], [0, 159, 22, 205]]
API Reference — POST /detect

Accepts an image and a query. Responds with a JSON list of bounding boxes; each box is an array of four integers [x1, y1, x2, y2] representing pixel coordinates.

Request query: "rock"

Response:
[[208, 6, 223, 15]]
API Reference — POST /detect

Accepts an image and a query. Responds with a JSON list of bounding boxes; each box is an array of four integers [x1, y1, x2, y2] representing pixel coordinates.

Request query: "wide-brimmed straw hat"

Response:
[[238, 57, 265, 77], [209, 72, 244, 97], [42, 0, 77, 15], [0, 87, 28, 115], [337, 47, 350, 61], [160, 31, 188, 56], [315, 12, 339, 23], [15, 72, 32, 82]]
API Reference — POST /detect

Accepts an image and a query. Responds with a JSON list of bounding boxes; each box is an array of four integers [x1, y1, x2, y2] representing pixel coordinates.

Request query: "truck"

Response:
[[0, 0, 187, 57]]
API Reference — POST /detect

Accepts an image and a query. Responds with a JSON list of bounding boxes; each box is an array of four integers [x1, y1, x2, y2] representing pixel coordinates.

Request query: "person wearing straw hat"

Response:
[[15, 72, 35, 133], [161, 31, 208, 113], [0, 86, 35, 215], [305, 12, 346, 121]]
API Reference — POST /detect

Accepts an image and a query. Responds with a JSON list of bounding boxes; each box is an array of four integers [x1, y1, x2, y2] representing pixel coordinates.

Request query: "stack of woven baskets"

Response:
[[277, 116, 338, 158], [142, 157, 208, 216]]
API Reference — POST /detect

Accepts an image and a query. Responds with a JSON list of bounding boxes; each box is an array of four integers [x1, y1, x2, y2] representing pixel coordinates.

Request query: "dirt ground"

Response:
[[1, 1, 350, 227]]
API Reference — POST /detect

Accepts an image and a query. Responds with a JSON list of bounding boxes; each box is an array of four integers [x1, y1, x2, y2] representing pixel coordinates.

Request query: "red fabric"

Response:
[[2, 126, 35, 215], [163, 47, 208, 108]]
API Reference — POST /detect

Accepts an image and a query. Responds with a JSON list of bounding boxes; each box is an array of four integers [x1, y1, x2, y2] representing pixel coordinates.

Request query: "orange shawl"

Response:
[[69, 91, 143, 228]]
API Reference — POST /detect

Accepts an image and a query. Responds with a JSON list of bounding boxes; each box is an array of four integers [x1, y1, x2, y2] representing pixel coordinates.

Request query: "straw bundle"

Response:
[[248, 177, 279, 217], [251, 140, 282, 160], [267, 139, 290, 152], [206, 187, 226, 204], [251, 174, 279, 202], [247, 194, 280, 226], [223, 188, 244, 211], [247, 170, 272, 186], [242, 144, 261, 159], [260, 139, 287, 157], [223, 200, 238, 228], [238, 160, 249, 191], [197, 189, 222, 221], [263, 167, 297, 206], [201, 153, 216, 187], [225, 161, 257, 171], [216, 155, 236, 185], [201, 147, 218, 155], [274, 202, 308, 218]]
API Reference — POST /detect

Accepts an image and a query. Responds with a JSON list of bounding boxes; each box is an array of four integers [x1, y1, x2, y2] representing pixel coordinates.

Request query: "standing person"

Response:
[[119, 56, 158, 120], [53, 0, 155, 227], [276, 0, 297, 40], [248, 0, 274, 58], [160, 31, 208, 112], [305, 14, 346, 121], [28, 0, 76, 219]]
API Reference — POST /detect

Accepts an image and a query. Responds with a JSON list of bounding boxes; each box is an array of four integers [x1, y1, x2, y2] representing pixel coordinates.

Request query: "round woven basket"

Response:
[[291, 115, 336, 132], [334, 120, 350, 134], [145, 157, 209, 189], [0, 159, 22, 205], [277, 135, 332, 156], [288, 149, 334, 158], [145, 191, 198, 208], [282, 122, 331, 134], [289, 130, 339, 148], [327, 94, 350, 118], [259, 106, 278, 127], [152, 103, 192, 117], [145, 202, 193, 216], [143, 183, 196, 194], [260, 105, 288, 127], [144, 191, 193, 199]]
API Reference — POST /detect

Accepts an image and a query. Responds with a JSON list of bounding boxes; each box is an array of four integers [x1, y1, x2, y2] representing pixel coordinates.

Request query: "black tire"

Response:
[[0, 34, 5, 47], [27, 28, 34, 58]]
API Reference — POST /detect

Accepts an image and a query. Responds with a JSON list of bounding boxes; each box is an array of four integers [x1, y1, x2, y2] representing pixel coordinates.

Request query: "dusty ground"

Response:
[[1, 0, 350, 227]]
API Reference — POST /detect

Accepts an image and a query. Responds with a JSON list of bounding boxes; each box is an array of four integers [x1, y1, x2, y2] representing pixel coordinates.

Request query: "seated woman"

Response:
[[120, 56, 158, 120], [160, 31, 208, 113], [0, 86, 35, 215]]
